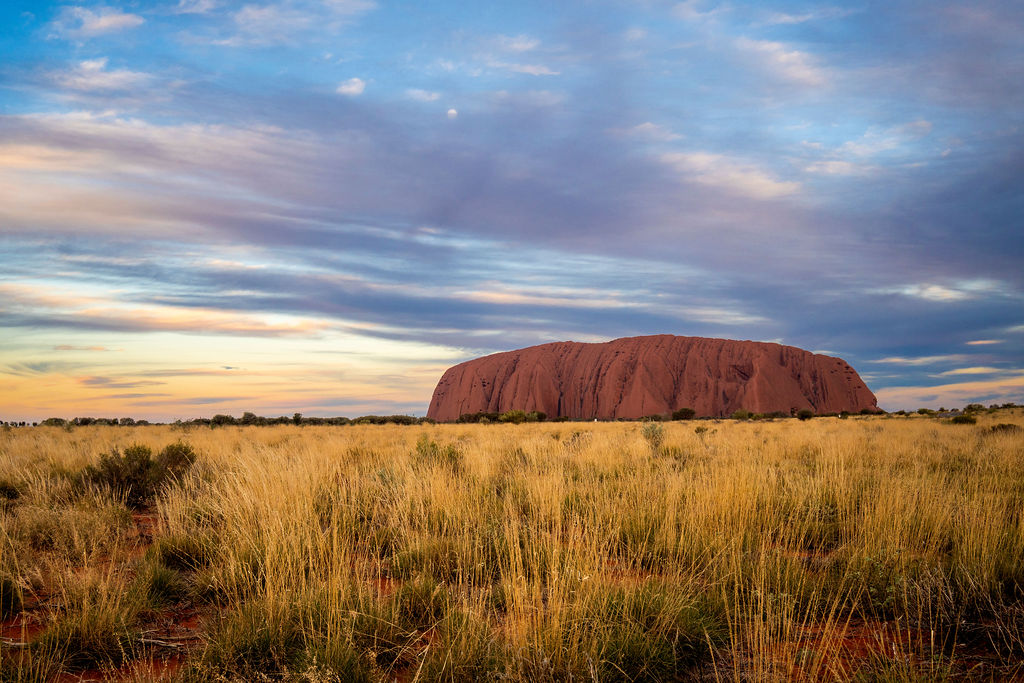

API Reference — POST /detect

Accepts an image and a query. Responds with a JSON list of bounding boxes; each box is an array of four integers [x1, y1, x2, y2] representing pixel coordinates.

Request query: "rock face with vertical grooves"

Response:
[[427, 335, 877, 421]]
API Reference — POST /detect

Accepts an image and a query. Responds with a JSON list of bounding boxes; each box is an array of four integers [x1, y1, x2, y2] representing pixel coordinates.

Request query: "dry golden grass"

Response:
[[1, 411, 1022, 681]]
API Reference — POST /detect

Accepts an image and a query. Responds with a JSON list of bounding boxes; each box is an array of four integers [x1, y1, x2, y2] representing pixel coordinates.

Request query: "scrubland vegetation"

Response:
[[1, 411, 1022, 681]]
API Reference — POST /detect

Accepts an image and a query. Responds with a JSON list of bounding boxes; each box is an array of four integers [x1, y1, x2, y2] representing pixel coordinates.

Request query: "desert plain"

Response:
[[2, 411, 1023, 682]]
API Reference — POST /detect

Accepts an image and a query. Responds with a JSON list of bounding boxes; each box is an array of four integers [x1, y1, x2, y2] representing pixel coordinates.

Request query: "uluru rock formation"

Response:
[[427, 335, 877, 421]]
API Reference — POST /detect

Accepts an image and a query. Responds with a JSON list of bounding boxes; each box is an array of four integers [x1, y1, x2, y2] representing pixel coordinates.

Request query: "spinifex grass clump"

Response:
[[78, 441, 197, 508]]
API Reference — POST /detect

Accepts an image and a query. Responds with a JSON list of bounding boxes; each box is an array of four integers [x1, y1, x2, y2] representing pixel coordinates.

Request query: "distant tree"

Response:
[[293, 412, 303, 425], [498, 410, 528, 424], [730, 410, 752, 420], [796, 409, 814, 421], [672, 408, 696, 421]]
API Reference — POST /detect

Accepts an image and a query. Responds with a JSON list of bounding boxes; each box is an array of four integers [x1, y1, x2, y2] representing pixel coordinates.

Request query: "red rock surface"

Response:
[[427, 335, 877, 421]]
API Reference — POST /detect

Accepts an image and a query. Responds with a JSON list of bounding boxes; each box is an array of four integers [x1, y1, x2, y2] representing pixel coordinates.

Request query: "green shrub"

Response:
[[730, 409, 752, 420], [950, 414, 977, 425], [412, 435, 463, 473], [32, 612, 137, 671], [201, 601, 301, 676], [796, 409, 815, 421], [394, 574, 450, 630], [672, 408, 696, 420], [640, 422, 665, 450], [136, 560, 189, 606], [79, 442, 197, 508]]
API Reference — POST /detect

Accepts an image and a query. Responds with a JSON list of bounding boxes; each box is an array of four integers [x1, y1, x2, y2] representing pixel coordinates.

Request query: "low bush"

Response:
[[672, 407, 696, 420], [641, 422, 665, 450], [135, 560, 189, 607], [412, 435, 463, 473], [989, 423, 1021, 434], [950, 414, 977, 425], [797, 409, 815, 421], [79, 442, 197, 508]]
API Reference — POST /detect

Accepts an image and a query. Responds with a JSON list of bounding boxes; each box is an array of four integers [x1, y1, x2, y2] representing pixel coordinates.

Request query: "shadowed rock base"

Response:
[[427, 335, 877, 421]]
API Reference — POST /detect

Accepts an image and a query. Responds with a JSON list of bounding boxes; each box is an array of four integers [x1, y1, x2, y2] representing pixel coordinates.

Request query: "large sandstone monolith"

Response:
[[427, 335, 877, 421]]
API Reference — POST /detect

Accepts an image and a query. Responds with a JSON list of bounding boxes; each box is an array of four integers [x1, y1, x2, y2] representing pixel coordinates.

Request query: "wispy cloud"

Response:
[[337, 77, 366, 95], [405, 88, 440, 102], [868, 355, 969, 366], [734, 37, 828, 87], [673, 0, 724, 22], [937, 367, 1022, 376], [208, 0, 375, 46], [53, 58, 151, 92], [174, 0, 218, 14], [876, 375, 1024, 410], [50, 5, 144, 39], [494, 34, 540, 52], [610, 122, 682, 142], [874, 280, 1005, 303], [486, 61, 559, 76], [78, 376, 164, 389], [661, 151, 800, 199], [760, 7, 856, 25]]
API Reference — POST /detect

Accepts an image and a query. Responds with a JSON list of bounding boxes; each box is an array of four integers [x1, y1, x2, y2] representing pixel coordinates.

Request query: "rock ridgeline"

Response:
[[427, 335, 877, 421]]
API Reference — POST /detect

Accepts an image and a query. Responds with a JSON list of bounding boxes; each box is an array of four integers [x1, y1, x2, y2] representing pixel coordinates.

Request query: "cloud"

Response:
[[174, 0, 218, 13], [868, 354, 969, 366], [937, 367, 1021, 376], [734, 38, 828, 87], [760, 7, 856, 25], [673, 0, 723, 22], [899, 284, 970, 302], [1, 281, 332, 338], [53, 58, 152, 92], [803, 160, 871, 176], [661, 151, 800, 199], [337, 77, 366, 95], [838, 122, 932, 158], [78, 376, 164, 389], [486, 61, 560, 76], [875, 280, 1005, 303], [875, 375, 1024, 411], [610, 122, 682, 142], [51, 5, 144, 38], [966, 339, 1003, 346], [212, 0, 375, 46], [495, 34, 540, 52], [405, 88, 440, 102], [490, 89, 566, 108], [54, 345, 117, 352]]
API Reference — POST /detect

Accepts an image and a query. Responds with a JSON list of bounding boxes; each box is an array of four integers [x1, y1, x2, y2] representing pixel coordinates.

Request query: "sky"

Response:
[[1, 0, 1022, 421]]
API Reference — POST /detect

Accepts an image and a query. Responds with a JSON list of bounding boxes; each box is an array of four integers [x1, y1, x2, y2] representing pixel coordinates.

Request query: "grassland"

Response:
[[1, 412, 1022, 681]]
